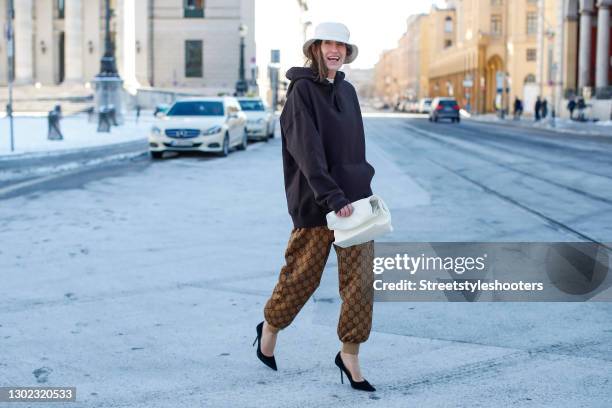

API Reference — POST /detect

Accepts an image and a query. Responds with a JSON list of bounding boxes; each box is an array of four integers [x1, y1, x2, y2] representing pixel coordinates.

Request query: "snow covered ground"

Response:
[[469, 113, 612, 137], [0, 112, 152, 157], [0, 115, 611, 407]]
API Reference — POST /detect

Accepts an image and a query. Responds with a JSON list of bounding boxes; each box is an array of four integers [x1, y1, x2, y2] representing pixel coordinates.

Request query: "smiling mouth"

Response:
[[326, 56, 340, 62]]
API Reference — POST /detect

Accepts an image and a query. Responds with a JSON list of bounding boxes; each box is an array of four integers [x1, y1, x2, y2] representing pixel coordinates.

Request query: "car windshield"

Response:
[[238, 100, 265, 111], [424, 100, 432, 105], [439, 100, 458, 106], [167, 101, 225, 116]]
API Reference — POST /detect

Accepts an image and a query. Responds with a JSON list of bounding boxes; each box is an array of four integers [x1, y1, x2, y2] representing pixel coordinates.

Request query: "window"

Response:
[[526, 48, 536, 61], [238, 100, 265, 111], [444, 17, 453, 33], [167, 101, 224, 116], [491, 15, 502, 36], [185, 40, 203, 78], [526, 13, 537, 35], [184, 0, 204, 18], [491, 0, 502, 5], [56, 0, 65, 19], [524, 74, 536, 84]]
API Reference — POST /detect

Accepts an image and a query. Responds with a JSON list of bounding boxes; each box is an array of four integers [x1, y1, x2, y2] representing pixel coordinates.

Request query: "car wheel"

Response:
[[237, 129, 248, 151], [428, 116, 432, 122], [268, 125, 275, 139], [150, 151, 163, 159], [434, 116, 438, 122], [219, 134, 230, 157], [456, 117, 461, 123]]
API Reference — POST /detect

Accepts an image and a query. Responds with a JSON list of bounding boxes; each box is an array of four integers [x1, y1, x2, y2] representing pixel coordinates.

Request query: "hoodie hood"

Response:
[[286, 67, 345, 112]]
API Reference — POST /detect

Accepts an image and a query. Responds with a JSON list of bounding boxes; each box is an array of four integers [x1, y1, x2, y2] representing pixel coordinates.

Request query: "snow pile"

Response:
[[0, 112, 154, 157]]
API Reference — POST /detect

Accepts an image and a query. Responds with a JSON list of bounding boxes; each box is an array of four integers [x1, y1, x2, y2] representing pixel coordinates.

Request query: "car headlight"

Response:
[[151, 126, 161, 136], [203, 125, 222, 135], [257, 118, 265, 124]]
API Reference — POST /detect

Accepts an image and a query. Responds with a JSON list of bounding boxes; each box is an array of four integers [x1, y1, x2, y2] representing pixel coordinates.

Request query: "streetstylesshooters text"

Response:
[[372, 253, 544, 292]]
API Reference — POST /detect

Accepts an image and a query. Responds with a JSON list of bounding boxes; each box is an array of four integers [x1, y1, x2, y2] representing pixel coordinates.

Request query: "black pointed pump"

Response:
[[334, 352, 376, 392], [253, 321, 277, 371]]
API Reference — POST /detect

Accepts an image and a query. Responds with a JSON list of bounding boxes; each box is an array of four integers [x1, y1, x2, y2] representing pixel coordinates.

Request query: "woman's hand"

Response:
[[336, 203, 354, 217]]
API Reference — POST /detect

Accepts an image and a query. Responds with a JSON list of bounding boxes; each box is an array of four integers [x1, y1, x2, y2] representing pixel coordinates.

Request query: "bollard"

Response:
[[108, 106, 118, 126], [97, 106, 112, 132], [47, 105, 63, 140]]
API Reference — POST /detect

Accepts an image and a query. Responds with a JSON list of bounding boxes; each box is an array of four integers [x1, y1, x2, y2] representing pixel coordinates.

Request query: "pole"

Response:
[[235, 30, 247, 96], [99, 0, 118, 76], [6, 0, 15, 152]]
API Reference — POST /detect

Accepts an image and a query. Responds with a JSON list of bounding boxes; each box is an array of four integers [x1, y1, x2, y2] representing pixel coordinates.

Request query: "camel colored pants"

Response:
[[264, 226, 374, 354]]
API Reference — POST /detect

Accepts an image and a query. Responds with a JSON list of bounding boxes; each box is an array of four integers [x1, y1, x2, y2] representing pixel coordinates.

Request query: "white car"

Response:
[[149, 97, 247, 159], [237, 97, 275, 141], [418, 98, 432, 114]]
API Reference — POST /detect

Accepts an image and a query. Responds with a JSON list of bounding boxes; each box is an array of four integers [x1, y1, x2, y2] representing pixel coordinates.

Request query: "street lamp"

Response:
[[94, 0, 124, 129], [99, 0, 118, 77], [235, 23, 248, 96]]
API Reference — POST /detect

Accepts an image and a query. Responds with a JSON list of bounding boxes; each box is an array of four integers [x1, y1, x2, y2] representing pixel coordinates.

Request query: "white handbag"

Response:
[[326, 194, 393, 248]]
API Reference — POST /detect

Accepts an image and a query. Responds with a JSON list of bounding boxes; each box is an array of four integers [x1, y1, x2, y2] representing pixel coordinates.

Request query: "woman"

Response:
[[253, 22, 377, 392]]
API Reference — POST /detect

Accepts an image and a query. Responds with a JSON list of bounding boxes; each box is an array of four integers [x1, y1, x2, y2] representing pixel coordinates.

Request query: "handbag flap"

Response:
[[326, 195, 385, 231]]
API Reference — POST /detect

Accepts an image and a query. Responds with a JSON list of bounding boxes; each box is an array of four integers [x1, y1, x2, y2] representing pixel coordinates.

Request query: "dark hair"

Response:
[[305, 40, 352, 82]]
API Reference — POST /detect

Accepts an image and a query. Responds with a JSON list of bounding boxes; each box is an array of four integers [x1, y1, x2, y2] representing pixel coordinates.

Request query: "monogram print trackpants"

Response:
[[263, 226, 375, 350]]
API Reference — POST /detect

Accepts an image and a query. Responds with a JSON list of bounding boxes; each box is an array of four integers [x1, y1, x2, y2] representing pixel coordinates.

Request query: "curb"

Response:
[[0, 137, 148, 162]]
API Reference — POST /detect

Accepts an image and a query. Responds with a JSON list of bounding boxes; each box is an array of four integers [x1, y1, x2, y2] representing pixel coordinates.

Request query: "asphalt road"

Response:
[[0, 114, 610, 407]]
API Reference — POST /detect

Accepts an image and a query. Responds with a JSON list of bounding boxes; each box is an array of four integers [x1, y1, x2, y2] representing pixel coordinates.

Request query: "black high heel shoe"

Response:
[[334, 352, 376, 392], [253, 321, 277, 371]]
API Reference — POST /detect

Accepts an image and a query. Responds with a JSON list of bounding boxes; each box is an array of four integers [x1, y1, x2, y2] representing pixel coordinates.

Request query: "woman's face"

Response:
[[320, 40, 347, 72]]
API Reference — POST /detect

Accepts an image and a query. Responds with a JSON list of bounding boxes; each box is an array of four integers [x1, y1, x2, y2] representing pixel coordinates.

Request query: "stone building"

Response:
[[374, 0, 611, 119], [0, 0, 256, 96]]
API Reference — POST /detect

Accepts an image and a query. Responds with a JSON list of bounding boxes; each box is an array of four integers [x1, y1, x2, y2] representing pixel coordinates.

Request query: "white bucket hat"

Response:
[[302, 22, 359, 64]]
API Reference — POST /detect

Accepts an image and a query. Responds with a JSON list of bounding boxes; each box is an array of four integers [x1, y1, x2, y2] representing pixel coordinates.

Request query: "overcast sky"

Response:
[[297, 0, 437, 69]]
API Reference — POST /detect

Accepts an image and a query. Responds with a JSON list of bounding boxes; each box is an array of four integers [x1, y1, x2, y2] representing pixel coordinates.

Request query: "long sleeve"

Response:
[[281, 84, 350, 212]]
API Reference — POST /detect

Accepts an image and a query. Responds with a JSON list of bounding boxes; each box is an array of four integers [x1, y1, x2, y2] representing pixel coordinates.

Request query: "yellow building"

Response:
[[374, 48, 403, 105], [374, 13, 432, 104], [403, 14, 431, 101], [427, 0, 541, 114]]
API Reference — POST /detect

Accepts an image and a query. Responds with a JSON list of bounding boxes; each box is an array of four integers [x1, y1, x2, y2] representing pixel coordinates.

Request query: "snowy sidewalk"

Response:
[[0, 112, 153, 159], [468, 113, 612, 137]]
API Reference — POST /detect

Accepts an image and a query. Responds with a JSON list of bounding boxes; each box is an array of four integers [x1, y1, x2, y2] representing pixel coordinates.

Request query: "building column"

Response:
[[563, 2, 579, 93], [14, 0, 34, 84], [578, 0, 595, 90], [595, 0, 611, 89], [64, 0, 84, 82]]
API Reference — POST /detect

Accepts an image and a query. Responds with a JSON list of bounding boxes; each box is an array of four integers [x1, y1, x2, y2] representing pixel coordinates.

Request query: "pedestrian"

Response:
[[253, 22, 377, 392], [567, 98, 577, 120], [513, 97, 523, 120], [577, 97, 586, 121], [534, 96, 542, 121], [541, 99, 548, 119]]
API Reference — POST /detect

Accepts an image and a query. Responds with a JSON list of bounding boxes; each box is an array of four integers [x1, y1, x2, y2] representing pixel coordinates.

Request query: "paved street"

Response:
[[1, 114, 611, 407]]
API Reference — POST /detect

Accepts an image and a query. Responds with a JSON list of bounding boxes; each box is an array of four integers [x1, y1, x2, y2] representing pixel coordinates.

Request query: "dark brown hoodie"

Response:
[[280, 66, 375, 228]]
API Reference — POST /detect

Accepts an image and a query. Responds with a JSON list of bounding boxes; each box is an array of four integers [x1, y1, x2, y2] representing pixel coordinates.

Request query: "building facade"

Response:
[[374, 0, 611, 119], [0, 0, 256, 96], [426, 0, 541, 114]]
